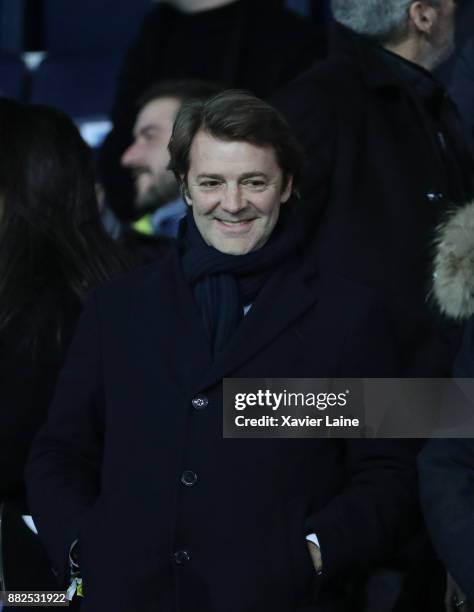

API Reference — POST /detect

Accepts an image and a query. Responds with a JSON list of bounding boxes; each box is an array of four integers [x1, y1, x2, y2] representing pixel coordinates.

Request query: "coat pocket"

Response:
[[284, 496, 321, 607]]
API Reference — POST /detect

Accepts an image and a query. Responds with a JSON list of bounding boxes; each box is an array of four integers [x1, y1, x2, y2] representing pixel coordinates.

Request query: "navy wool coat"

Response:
[[26, 248, 418, 612]]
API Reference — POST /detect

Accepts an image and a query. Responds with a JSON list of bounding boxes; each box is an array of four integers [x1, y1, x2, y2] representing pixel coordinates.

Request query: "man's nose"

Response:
[[221, 185, 245, 212], [121, 142, 141, 167]]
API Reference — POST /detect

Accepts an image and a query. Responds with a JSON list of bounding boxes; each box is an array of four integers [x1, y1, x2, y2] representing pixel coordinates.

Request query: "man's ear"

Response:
[[280, 176, 293, 204], [181, 177, 192, 206], [409, 1, 437, 35]]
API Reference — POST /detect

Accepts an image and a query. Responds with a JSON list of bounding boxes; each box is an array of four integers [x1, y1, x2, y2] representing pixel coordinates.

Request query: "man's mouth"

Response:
[[215, 218, 256, 225], [214, 218, 256, 232]]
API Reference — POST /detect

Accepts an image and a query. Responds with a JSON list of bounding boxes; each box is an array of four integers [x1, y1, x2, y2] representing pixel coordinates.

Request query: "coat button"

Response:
[[181, 470, 198, 486], [174, 550, 191, 564], [426, 191, 444, 203], [192, 395, 208, 410]]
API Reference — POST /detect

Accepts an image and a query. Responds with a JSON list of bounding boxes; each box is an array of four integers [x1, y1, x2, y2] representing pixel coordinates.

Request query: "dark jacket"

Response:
[[450, 36, 474, 154], [119, 225, 173, 266], [274, 25, 474, 376], [419, 199, 474, 603], [99, 0, 325, 221], [26, 248, 418, 612]]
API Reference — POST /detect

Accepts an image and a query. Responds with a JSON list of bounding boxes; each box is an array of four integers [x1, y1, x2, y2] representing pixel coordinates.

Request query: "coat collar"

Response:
[[196, 256, 321, 391], [144, 247, 321, 393], [331, 23, 435, 92], [330, 24, 453, 186]]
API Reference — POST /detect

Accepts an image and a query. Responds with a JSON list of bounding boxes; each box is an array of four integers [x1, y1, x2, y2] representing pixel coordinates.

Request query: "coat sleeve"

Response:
[[304, 295, 420, 580], [419, 439, 474, 602], [25, 291, 104, 586]]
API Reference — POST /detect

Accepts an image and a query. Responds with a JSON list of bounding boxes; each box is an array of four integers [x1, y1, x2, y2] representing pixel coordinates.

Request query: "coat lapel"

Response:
[[142, 248, 214, 391], [197, 260, 321, 391], [143, 250, 321, 393]]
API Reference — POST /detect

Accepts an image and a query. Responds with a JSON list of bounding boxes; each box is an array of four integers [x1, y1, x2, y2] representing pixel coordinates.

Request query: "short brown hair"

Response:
[[168, 89, 304, 193]]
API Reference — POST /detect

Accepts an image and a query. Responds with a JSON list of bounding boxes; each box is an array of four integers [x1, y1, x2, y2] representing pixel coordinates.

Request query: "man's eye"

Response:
[[200, 181, 220, 188], [244, 180, 266, 189]]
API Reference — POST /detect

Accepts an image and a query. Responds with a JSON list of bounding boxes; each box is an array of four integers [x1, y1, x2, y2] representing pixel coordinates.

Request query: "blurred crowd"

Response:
[[1, 1, 474, 611]]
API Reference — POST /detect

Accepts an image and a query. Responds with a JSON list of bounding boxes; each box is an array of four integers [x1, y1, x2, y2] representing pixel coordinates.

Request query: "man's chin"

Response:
[[209, 237, 255, 255]]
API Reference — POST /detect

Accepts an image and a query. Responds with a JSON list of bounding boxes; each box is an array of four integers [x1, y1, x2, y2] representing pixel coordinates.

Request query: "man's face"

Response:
[[121, 97, 181, 210], [429, 0, 457, 66], [184, 130, 292, 255]]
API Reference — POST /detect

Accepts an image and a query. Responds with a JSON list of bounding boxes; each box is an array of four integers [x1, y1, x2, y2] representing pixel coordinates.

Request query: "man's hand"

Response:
[[446, 573, 472, 612], [306, 541, 322, 574]]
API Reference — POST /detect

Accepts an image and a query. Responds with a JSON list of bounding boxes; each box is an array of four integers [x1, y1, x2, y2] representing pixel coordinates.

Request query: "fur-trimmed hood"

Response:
[[433, 201, 474, 319]]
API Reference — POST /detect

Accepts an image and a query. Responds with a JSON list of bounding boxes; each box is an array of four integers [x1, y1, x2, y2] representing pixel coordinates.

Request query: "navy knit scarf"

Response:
[[180, 206, 301, 355]]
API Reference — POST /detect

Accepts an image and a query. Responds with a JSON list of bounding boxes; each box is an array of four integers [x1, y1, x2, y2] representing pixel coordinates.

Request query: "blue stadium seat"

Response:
[[30, 54, 121, 120], [0, 55, 25, 99], [285, 0, 311, 17], [43, 0, 151, 55], [286, 0, 332, 24], [0, 0, 24, 53]]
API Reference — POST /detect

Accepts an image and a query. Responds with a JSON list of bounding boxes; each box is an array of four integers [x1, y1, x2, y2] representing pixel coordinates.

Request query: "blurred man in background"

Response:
[[118, 79, 222, 263], [121, 90, 183, 233], [275, 0, 473, 377]]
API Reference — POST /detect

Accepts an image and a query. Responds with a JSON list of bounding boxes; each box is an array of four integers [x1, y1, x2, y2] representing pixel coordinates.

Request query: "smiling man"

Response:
[[26, 91, 418, 612], [182, 131, 292, 255]]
